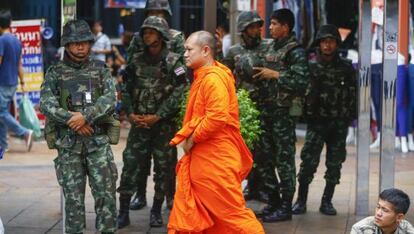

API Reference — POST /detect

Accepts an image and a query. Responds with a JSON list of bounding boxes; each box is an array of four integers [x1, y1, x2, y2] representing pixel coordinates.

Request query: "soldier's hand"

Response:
[[76, 124, 94, 137], [135, 115, 149, 128], [252, 67, 280, 80], [128, 114, 148, 128], [141, 114, 161, 128], [128, 113, 138, 124], [67, 112, 86, 131]]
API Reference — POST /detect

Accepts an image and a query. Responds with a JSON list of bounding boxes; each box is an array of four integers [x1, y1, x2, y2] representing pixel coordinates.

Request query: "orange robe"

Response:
[[168, 61, 265, 234]]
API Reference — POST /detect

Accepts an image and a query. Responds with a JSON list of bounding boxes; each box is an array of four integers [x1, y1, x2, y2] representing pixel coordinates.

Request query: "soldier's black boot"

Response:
[[319, 182, 337, 215], [130, 183, 147, 210], [166, 177, 175, 210], [292, 183, 309, 215], [255, 191, 280, 218], [243, 183, 258, 201], [117, 194, 131, 229], [150, 198, 164, 227], [262, 194, 293, 222]]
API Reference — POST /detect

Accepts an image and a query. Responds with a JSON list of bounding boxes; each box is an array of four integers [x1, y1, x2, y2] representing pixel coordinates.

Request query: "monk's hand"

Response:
[[141, 114, 161, 128], [252, 67, 280, 80], [67, 112, 86, 131], [183, 135, 194, 154], [76, 123, 94, 137]]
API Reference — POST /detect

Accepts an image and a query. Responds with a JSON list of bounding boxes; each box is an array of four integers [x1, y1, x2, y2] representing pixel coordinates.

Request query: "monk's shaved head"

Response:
[[187, 31, 216, 56], [184, 30, 216, 69]]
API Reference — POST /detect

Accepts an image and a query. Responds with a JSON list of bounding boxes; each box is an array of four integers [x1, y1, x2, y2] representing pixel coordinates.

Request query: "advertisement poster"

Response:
[[105, 0, 146, 8], [10, 19, 45, 126]]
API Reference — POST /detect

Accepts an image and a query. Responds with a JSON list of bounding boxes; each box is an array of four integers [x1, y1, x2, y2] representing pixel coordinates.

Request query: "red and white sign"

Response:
[[10, 20, 45, 127]]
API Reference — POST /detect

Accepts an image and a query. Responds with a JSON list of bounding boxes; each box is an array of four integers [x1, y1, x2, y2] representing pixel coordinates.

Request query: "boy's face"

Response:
[[374, 199, 404, 230]]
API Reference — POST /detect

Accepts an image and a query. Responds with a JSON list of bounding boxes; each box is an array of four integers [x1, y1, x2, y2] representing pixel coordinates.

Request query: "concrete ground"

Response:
[[1, 127, 414, 234]]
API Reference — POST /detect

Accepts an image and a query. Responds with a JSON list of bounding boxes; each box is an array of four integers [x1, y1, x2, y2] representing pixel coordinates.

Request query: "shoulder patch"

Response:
[[174, 66, 186, 76]]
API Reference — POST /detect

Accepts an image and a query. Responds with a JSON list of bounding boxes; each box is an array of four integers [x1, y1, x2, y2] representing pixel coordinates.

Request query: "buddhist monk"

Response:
[[167, 30, 265, 234]]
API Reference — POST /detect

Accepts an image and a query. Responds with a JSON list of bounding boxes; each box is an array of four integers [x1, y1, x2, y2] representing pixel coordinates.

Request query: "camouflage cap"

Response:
[[315, 24, 341, 45], [145, 0, 172, 16], [237, 11, 264, 33], [61, 19, 94, 46], [140, 16, 170, 41]]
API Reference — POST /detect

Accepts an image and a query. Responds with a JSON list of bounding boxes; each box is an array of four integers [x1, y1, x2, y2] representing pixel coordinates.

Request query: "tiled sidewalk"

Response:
[[1, 130, 413, 234]]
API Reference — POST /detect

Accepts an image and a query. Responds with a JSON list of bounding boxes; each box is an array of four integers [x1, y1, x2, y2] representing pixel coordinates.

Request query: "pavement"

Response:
[[1, 127, 414, 234]]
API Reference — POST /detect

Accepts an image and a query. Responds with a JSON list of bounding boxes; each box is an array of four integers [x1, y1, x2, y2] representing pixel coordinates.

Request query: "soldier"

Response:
[[292, 24, 357, 216], [221, 11, 273, 203], [40, 20, 118, 234], [252, 9, 309, 222], [116, 16, 187, 228], [127, 0, 185, 63], [128, 0, 185, 212]]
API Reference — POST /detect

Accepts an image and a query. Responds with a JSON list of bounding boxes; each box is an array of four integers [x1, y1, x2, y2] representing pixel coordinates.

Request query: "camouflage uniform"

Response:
[[293, 25, 356, 216], [127, 0, 185, 210], [127, 0, 185, 64], [40, 20, 117, 233], [259, 32, 309, 221], [221, 11, 274, 202], [116, 16, 188, 227], [351, 216, 414, 234]]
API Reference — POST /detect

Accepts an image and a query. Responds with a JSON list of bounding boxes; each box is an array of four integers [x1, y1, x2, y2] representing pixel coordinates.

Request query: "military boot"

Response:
[[150, 198, 164, 227], [292, 183, 309, 215], [117, 194, 131, 229], [255, 191, 280, 218], [319, 182, 337, 215], [243, 186, 254, 200], [166, 196, 174, 210], [262, 194, 293, 222], [130, 181, 147, 210]]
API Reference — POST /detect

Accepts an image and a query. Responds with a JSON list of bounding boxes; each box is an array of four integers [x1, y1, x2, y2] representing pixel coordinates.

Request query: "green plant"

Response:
[[237, 88, 262, 149]]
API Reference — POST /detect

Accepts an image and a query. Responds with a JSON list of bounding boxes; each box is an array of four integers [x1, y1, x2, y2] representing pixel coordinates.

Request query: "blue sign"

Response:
[[105, 0, 146, 8]]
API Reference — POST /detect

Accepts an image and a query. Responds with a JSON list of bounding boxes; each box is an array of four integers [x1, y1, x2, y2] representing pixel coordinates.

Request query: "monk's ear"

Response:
[[201, 45, 211, 57]]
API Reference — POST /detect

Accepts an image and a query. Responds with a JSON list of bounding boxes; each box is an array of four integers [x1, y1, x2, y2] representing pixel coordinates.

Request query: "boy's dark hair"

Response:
[[379, 188, 410, 214], [218, 22, 229, 34], [271, 8, 295, 32], [0, 9, 11, 29]]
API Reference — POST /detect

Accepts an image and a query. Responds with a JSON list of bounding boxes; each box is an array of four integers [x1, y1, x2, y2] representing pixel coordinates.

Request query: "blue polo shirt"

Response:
[[0, 33, 22, 86]]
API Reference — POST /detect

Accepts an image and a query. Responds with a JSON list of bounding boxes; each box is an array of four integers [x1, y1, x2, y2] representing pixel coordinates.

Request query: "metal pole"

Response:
[[203, 0, 217, 34], [229, 0, 238, 45], [379, 0, 399, 192], [356, 0, 372, 216], [61, 187, 65, 234], [60, 0, 76, 231]]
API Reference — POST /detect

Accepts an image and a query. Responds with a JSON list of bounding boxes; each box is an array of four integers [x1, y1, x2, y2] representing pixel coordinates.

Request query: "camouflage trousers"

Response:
[[134, 145, 177, 200], [297, 120, 348, 185], [54, 143, 118, 233], [117, 121, 177, 201], [255, 109, 297, 199]]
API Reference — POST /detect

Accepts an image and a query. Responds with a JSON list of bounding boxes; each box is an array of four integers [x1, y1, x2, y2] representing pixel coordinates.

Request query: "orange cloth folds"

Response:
[[168, 61, 264, 234]]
